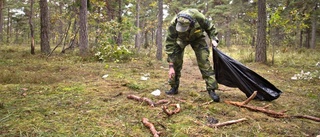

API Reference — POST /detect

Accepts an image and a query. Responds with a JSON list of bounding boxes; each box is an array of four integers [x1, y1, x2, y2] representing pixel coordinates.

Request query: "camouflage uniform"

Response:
[[165, 9, 219, 91]]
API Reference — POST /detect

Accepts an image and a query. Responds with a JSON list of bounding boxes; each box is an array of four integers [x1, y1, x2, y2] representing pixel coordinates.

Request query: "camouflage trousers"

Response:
[[168, 41, 218, 91]]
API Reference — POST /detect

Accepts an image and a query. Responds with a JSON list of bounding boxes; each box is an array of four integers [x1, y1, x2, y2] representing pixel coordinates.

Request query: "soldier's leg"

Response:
[[191, 42, 220, 102]]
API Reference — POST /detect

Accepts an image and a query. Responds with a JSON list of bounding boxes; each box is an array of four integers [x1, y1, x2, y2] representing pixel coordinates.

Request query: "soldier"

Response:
[[165, 9, 220, 102]]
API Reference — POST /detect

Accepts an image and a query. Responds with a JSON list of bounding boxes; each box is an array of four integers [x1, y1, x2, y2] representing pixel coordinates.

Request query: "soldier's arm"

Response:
[[165, 18, 178, 63], [195, 12, 219, 43]]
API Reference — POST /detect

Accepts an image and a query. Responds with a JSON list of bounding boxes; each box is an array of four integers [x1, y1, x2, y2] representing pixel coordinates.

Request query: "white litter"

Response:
[[151, 89, 161, 96], [102, 74, 109, 79], [140, 76, 149, 81]]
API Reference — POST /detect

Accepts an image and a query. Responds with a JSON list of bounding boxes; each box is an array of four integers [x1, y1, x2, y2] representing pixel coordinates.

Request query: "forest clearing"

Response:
[[0, 0, 320, 136], [0, 45, 319, 136]]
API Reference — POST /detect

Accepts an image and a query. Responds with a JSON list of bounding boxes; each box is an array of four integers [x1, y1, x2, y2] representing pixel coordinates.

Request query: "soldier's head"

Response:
[[176, 16, 191, 32]]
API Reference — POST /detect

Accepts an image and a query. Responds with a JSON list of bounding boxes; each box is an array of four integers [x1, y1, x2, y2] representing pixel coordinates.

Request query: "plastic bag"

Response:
[[212, 47, 282, 101]]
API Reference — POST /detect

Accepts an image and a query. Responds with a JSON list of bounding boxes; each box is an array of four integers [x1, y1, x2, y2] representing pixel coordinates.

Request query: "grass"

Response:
[[0, 45, 319, 136]]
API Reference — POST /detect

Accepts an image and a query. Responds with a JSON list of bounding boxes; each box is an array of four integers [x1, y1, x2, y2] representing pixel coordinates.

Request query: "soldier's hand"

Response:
[[212, 40, 218, 47], [169, 67, 175, 79]]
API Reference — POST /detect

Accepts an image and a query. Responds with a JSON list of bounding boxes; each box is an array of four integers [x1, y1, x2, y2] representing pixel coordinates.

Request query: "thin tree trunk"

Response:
[[0, 0, 3, 43], [117, 0, 122, 45], [310, 4, 317, 49], [255, 0, 267, 63], [58, 2, 64, 45], [6, 8, 9, 43], [135, 0, 141, 52], [95, 7, 101, 46], [156, 0, 163, 60], [40, 0, 50, 54], [79, 0, 89, 56], [29, 0, 35, 54]]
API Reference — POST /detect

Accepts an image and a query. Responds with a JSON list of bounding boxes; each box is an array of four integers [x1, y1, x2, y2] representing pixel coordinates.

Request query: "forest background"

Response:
[[0, 0, 319, 136]]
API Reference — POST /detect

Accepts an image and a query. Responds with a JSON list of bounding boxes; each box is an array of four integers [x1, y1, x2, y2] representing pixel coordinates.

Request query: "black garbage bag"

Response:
[[212, 47, 282, 101]]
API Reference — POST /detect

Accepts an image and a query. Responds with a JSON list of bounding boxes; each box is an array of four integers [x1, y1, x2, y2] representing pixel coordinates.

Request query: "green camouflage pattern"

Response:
[[165, 9, 219, 91]]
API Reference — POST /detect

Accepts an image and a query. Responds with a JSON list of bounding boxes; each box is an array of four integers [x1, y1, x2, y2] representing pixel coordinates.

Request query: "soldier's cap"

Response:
[[176, 17, 191, 32]]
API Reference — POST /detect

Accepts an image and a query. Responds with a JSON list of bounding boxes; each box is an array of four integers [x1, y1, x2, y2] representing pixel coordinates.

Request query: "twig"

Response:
[[154, 100, 170, 106], [194, 118, 247, 128], [292, 115, 320, 122], [200, 100, 213, 106], [225, 91, 320, 122], [225, 91, 286, 118], [162, 104, 181, 116], [208, 118, 247, 128], [142, 118, 160, 137], [127, 95, 155, 107]]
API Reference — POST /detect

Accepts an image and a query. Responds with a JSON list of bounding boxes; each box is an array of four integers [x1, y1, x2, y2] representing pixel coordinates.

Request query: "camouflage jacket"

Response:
[[165, 9, 218, 63]]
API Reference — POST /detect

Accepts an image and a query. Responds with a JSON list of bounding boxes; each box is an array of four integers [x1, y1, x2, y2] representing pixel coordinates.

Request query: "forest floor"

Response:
[[0, 45, 319, 136]]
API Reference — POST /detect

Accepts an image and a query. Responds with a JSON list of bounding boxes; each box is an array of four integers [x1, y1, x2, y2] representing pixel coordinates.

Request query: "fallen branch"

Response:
[[292, 115, 320, 122], [162, 104, 181, 116], [200, 100, 213, 106], [154, 100, 170, 106], [127, 95, 155, 107], [209, 118, 247, 128], [142, 118, 160, 137], [194, 118, 247, 128], [225, 91, 320, 122], [225, 91, 286, 118]]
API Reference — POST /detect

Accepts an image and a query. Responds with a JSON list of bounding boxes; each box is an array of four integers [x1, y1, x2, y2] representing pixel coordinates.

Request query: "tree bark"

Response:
[[156, 0, 163, 60], [0, 0, 3, 43], [116, 0, 122, 45], [135, 0, 141, 52], [310, 4, 317, 49], [6, 8, 9, 43], [255, 0, 267, 63], [79, 0, 89, 56], [29, 0, 35, 54], [39, 0, 51, 54]]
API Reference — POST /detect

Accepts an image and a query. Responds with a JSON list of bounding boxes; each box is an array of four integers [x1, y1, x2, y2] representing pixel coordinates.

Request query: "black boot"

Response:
[[165, 86, 179, 95], [208, 90, 220, 102]]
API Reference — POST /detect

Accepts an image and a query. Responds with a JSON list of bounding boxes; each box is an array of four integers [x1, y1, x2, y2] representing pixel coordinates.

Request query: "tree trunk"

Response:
[[0, 0, 3, 43], [299, 30, 303, 48], [58, 2, 64, 45], [116, 0, 122, 45], [6, 8, 9, 43], [135, 0, 141, 52], [94, 7, 101, 46], [310, 4, 317, 49], [305, 28, 310, 48], [40, 0, 50, 54], [79, 0, 89, 56], [156, 0, 163, 60], [255, 0, 267, 63], [29, 0, 35, 54]]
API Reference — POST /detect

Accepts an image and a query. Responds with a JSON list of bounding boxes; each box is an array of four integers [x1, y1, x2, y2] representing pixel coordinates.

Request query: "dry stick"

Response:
[[292, 115, 320, 122], [142, 118, 160, 137], [127, 95, 155, 107], [240, 91, 257, 105], [194, 118, 247, 128], [154, 100, 170, 106], [47, 21, 72, 58], [61, 27, 80, 53], [208, 118, 247, 128], [225, 91, 286, 118], [225, 91, 320, 121], [162, 104, 181, 116]]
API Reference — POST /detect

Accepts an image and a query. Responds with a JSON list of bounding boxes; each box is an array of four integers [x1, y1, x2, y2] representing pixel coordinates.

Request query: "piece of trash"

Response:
[[143, 73, 150, 77], [291, 76, 297, 80], [102, 74, 109, 79], [151, 89, 161, 96], [140, 76, 149, 81]]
